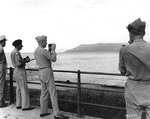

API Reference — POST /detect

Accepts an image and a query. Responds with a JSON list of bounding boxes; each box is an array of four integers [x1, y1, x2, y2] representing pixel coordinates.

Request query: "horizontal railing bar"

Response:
[[27, 81, 40, 84], [10, 80, 124, 93], [25, 68, 123, 76], [9, 80, 124, 89], [26, 82, 77, 88], [7, 67, 123, 76], [54, 70, 78, 73], [55, 84, 77, 89], [8, 79, 124, 90], [80, 71, 123, 76], [26, 68, 39, 71], [27, 82, 77, 89], [55, 81, 77, 84], [56, 84, 124, 93], [54, 70, 123, 76], [27, 81, 124, 93]]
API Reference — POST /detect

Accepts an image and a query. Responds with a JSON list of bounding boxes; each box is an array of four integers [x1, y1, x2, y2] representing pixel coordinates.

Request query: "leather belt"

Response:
[[39, 67, 49, 69]]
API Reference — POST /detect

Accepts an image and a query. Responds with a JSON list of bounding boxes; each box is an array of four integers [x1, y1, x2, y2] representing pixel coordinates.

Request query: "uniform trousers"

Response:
[[0, 64, 7, 105], [14, 67, 30, 108], [39, 67, 59, 115], [125, 79, 150, 119]]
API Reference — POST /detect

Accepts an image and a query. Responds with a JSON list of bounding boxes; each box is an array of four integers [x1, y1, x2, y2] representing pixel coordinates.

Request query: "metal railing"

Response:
[[7, 67, 125, 117]]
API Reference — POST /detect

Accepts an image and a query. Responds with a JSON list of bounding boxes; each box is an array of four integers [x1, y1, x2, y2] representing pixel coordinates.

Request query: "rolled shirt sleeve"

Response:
[[14, 52, 22, 67], [11, 49, 24, 68]]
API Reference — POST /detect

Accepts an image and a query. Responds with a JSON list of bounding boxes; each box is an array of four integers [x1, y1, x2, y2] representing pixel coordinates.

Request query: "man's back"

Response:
[[119, 39, 150, 81]]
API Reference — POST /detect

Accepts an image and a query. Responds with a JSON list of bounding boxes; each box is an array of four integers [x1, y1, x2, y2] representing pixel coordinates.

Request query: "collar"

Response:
[[132, 39, 146, 43], [14, 48, 19, 52]]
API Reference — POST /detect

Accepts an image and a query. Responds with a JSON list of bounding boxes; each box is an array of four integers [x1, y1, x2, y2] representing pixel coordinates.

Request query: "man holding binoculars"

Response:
[[11, 39, 33, 111], [34, 35, 69, 119]]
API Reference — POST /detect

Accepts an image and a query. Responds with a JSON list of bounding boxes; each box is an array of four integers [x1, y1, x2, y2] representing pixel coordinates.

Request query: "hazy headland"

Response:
[[64, 43, 127, 53]]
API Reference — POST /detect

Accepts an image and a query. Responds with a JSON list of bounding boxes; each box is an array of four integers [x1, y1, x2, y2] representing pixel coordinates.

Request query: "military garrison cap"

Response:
[[12, 39, 22, 47], [127, 18, 146, 35], [0, 35, 7, 42], [35, 35, 47, 42]]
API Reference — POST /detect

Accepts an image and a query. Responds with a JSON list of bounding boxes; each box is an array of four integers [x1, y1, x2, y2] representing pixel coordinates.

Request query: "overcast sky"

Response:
[[0, 0, 150, 52]]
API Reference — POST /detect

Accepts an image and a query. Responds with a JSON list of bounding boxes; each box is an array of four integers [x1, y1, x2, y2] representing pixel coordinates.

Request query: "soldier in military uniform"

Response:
[[11, 39, 33, 110], [119, 18, 150, 119], [0, 35, 8, 107], [34, 35, 69, 119]]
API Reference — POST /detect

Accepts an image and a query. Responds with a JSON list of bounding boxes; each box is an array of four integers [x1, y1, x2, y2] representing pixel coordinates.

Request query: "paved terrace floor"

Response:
[[0, 104, 101, 119]]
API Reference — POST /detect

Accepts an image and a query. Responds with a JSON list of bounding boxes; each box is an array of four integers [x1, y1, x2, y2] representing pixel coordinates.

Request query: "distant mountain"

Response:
[[64, 43, 127, 53]]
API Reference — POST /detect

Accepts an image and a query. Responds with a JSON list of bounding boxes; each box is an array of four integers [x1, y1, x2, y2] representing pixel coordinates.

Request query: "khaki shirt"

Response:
[[119, 39, 150, 81], [34, 46, 56, 69], [11, 48, 23, 68]]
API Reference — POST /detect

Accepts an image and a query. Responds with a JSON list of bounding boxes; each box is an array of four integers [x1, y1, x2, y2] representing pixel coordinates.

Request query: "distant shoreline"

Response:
[[64, 43, 126, 53]]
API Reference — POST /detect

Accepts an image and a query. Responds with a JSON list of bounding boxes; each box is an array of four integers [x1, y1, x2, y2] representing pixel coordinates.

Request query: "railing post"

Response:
[[77, 70, 81, 117], [9, 67, 14, 104]]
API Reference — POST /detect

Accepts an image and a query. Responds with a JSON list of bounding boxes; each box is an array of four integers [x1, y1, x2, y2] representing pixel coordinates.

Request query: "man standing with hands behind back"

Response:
[[34, 35, 69, 119]]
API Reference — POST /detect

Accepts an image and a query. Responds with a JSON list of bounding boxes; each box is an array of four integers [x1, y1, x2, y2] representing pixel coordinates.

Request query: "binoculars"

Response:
[[48, 43, 56, 52], [23, 56, 30, 63]]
